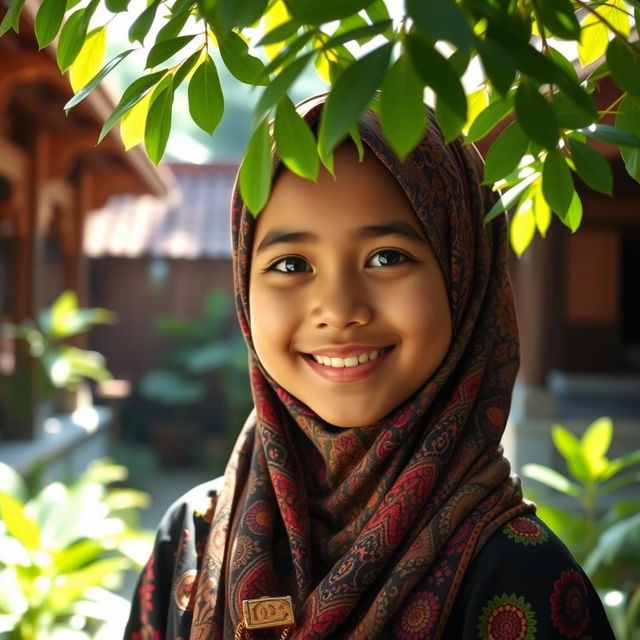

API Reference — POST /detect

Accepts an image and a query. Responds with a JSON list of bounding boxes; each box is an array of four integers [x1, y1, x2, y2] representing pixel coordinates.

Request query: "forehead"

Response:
[[254, 143, 422, 240]]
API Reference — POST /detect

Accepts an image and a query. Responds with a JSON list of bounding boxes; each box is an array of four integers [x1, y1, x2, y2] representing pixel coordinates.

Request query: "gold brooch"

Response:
[[235, 596, 295, 639]]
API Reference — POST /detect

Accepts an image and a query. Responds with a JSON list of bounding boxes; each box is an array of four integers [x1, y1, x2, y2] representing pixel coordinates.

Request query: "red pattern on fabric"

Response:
[[394, 591, 440, 639], [550, 569, 590, 638]]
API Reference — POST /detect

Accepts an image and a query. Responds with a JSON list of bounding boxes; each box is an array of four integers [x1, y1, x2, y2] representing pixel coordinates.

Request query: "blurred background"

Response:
[[0, 1, 639, 639]]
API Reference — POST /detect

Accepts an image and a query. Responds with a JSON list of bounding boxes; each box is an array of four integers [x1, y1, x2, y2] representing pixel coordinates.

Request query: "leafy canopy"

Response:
[[3, 0, 640, 254]]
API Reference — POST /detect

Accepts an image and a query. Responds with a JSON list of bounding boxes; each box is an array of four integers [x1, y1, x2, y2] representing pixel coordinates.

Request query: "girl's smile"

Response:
[[249, 143, 452, 427]]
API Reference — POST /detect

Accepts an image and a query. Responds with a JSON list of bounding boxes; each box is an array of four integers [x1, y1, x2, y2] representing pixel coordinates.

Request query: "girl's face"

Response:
[[249, 144, 452, 427]]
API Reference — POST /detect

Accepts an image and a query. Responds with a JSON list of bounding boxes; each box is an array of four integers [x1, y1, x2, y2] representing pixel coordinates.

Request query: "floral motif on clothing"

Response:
[[477, 593, 537, 640], [502, 517, 549, 546], [394, 591, 440, 640], [550, 569, 590, 638]]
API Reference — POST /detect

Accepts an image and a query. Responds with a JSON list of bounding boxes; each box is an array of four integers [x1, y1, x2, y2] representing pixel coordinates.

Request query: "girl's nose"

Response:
[[311, 273, 372, 330]]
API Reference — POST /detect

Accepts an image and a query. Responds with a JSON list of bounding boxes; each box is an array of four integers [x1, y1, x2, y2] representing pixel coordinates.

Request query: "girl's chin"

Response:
[[313, 409, 387, 429]]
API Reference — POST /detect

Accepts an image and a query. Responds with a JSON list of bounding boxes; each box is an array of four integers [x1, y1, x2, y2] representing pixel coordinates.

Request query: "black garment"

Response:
[[124, 483, 615, 639]]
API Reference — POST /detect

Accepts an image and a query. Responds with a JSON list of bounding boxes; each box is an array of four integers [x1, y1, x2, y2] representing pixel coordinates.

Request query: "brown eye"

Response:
[[271, 256, 311, 273], [367, 250, 411, 267]]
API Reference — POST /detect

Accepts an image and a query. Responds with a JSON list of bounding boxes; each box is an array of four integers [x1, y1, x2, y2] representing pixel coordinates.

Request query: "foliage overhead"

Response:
[[3, 0, 640, 254]]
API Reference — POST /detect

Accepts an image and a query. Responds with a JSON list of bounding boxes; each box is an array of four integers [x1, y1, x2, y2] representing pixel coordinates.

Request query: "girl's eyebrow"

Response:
[[255, 222, 426, 255]]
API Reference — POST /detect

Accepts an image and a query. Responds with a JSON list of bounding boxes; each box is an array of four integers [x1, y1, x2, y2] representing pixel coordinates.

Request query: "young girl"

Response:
[[124, 94, 615, 639]]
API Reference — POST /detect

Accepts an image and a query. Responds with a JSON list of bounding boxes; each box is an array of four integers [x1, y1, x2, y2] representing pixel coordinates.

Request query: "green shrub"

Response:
[[523, 417, 640, 639], [0, 459, 152, 640]]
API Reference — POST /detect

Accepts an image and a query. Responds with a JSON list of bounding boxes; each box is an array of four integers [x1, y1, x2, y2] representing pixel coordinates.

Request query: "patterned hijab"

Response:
[[190, 94, 532, 639]]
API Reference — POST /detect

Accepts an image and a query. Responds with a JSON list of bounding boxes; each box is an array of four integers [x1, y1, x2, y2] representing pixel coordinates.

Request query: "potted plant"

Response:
[[523, 417, 640, 639], [0, 291, 116, 440], [139, 289, 251, 467]]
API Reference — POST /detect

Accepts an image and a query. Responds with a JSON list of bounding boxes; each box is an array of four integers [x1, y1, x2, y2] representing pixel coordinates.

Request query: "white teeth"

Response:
[[312, 348, 386, 368]]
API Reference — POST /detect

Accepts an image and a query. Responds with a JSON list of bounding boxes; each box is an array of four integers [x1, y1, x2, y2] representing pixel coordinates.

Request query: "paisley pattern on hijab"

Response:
[[186, 94, 534, 640]]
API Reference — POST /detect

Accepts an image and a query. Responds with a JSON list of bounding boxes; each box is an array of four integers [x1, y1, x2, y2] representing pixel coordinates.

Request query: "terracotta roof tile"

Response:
[[84, 163, 237, 259]]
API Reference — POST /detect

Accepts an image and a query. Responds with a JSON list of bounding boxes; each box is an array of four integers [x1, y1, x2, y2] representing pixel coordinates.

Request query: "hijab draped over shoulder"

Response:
[[189, 94, 532, 639]]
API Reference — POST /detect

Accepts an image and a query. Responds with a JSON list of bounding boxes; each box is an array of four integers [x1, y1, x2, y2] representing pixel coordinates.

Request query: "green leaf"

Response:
[[522, 463, 581, 497], [466, 95, 513, 142], [0, 0, 27, 37], [120, 90, 152, 149], [129, 0, 160, 44], [532, 178, 551, 236], [537, 0, 580, 40], [567, 137, 613, 195], [561, 189, 582, 232], [435, 95, 465, 142], [284, 0, 372, 25], [220, 0, 268, 29], [602, 449, 640, 481], [548, 403, 577, 440], [50, 557, 131, 614], [542, 149, 573, 216], [322, 20, 393, 50], [34, 0, 66, 48], [239, 119, 272, 215], [484, 171, 538, 223], [188, 55, 224, 134], [98, 70, 166, 141], [106, 0, 129, 11], [380, 53, 425, 160], [155, 4, 191, 42], [173, 49, 202, 88], [56, 1, 100, 72], [217, 29, 268, 85], [407, 0, 473, 54], [578, 8, 609, 66], [616, 95, 640, 182], [145, 84, 174, 164], [477, 37, 516, 96], [552, 423, 591, 482], [514, 80, 559, 150], [578, 123, 640, 148], [365, 0, 390, 23], [0, 493, 40, 550], [0, 462, 27, 502], [406, 34, 466, 121], [69, 26, 107, 93], [274, 95, 319, 180], [257, 19, 300, 46], [548, 47, 578, 81], [262, 30, 313, 78], [483, 121, 529, 184], [145, 35, 194, 68], [318, 42, 392, 159], [607, 38, 640, 97], [64, 49, 134, 112], [553, 91, 597, 129], [255, 53, 311, 120], [580, 416, 613, 479], [510, 196, 536, 256]]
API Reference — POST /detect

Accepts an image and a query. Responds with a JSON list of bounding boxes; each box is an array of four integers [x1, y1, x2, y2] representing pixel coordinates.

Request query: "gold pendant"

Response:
[[242, 595, 295, 630]]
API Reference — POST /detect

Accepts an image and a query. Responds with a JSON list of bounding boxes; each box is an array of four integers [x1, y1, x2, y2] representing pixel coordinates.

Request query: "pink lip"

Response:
[[307, 344, 390, 358], [302, 348, 393, 383]]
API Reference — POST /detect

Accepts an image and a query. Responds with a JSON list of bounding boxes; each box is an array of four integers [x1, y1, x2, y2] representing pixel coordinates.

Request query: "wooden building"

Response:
[[0, 1, 170, 472]]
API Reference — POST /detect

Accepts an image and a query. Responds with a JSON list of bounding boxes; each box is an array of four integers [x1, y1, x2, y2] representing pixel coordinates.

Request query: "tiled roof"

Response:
[[84, 163, 238, 259]]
